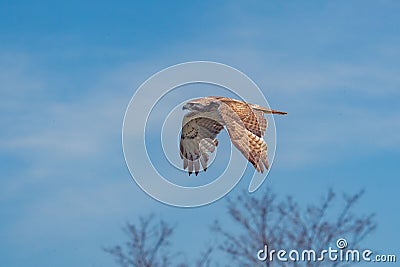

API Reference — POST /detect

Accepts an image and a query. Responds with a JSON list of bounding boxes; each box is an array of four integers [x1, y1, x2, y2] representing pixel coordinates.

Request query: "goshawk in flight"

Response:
[[180, 96, 287, 175]]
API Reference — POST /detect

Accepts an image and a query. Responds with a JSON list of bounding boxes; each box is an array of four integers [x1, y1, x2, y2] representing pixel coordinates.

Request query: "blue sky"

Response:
[[1, 1, 399, 266]]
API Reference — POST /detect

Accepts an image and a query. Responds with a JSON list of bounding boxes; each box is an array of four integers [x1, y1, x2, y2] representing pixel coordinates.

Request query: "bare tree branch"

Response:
[[213, 189, 376, 267], [106, 189, 376, 267], [104, 215, 178, 267]]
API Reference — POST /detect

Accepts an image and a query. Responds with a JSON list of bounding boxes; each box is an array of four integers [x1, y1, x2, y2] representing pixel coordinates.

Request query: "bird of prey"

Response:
[[180, 96, 287, 176]]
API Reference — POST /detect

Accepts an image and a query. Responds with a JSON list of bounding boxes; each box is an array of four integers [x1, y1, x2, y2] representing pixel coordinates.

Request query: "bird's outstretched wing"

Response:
[[215, 98, 268, 137], [217, 99, 269, 172], [180, 112, 223, 175], [180, 96, 286, 175]]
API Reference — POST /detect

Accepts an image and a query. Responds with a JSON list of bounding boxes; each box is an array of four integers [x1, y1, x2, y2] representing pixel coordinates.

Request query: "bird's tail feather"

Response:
[[252, 105, 287, 115]]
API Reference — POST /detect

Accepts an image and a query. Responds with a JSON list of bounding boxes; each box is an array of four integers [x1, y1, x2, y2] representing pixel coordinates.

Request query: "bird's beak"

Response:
[[182, 103, 191, 110]]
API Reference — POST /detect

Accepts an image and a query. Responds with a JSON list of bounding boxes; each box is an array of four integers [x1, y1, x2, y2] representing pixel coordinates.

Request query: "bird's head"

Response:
[[182, 97, 220, 112]]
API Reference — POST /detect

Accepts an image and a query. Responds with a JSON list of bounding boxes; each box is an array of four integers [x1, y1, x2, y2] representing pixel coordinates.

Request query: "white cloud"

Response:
[[0, 53, 166, 246]]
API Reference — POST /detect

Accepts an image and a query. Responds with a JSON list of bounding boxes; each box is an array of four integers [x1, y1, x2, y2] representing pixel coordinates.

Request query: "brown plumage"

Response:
[[180, 96, 287, 176]]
